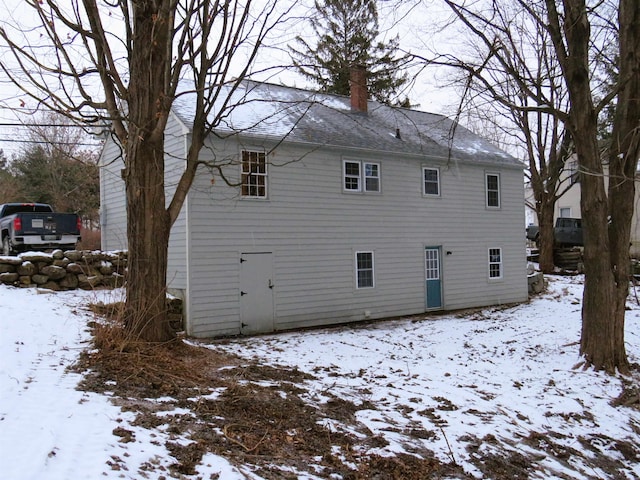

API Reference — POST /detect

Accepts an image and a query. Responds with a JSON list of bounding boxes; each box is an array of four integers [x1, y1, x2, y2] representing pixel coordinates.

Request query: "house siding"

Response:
[[163, 118, 189, 291], [99, 140, 127, 252], [99, 114, 189, 291], [184, 137, 527, 337]]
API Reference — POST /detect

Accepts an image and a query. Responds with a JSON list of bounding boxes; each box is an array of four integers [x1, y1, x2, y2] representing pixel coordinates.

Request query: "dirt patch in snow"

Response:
[[75, 321, 471, 478], [74, 311, 640, 479]]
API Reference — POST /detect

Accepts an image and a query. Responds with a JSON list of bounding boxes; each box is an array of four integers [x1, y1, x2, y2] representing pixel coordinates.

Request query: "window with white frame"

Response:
[[356, 251, 374, 288], [559, 207, 571, 218], [241, 150, 267, 198], [364, 163, 380, 192], [488, 247, 502, 279], [486, 173, 500, 208], [343, 160, 380, 192], [423, 167, 440, 196], [344, 161, 361, 191], [568, 159, 580, 184]]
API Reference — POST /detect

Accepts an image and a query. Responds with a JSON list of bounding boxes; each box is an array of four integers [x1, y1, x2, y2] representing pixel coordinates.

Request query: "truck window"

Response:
[[2, 204, 54, 216]]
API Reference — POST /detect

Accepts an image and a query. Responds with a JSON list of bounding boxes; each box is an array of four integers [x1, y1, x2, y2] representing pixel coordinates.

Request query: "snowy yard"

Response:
[[1, 274, 639, 479]]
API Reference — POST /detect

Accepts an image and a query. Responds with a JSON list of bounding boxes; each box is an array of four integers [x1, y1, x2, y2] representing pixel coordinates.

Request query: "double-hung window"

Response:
[[241, 150, 267, 198], [423, 167, 440, 196], [486, 173, 500, 208], [364, 163, 380, 192], [344, 160, 380, 193], [356, 251, 374, 288], [488, 247, 502, 279]]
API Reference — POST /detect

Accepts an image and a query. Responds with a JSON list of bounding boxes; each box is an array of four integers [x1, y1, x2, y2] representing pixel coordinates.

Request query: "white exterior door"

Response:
[[239, 252, 275, 334]]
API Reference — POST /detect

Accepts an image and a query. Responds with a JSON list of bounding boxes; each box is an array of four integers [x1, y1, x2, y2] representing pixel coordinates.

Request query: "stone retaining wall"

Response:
[[0, 250, 127, 291]]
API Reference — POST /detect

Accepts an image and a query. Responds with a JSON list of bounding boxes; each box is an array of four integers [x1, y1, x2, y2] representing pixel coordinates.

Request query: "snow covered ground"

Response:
[[1, 274, 639, 479]]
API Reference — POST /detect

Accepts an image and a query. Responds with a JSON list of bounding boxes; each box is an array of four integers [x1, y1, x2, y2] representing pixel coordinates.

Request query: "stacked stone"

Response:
[[0, 250, 127, 291]]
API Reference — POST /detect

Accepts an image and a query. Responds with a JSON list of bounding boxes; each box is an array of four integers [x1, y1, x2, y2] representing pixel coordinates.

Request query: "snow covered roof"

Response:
[[171, 80, 521, 167]]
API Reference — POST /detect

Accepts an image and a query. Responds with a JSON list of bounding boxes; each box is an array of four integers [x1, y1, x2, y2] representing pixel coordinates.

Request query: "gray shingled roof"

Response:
[[171, 80, 521, 168]]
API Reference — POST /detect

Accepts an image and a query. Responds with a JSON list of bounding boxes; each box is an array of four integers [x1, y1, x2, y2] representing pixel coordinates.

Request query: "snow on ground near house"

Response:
[[0, 275, 639, 479]]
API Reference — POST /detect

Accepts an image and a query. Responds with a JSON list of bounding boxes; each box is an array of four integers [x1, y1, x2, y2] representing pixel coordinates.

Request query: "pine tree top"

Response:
[[290, 0, 411, 106]]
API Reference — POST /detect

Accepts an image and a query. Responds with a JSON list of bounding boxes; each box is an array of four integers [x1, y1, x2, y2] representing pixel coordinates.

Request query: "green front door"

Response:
[[425, 247, 443, 310]]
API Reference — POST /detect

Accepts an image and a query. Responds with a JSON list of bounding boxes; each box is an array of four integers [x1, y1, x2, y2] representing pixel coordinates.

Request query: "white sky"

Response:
[[0, 0, 463, 159]]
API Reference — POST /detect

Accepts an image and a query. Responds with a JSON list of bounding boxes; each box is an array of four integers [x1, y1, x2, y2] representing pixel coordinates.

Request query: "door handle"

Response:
[[268, 280, 274, 289]]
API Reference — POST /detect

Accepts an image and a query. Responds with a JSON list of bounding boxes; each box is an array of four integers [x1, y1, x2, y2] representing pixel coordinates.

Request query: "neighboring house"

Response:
[[525, 159, 640, 257], [524, 158, 580, 227], [100, 79, 528, 337]]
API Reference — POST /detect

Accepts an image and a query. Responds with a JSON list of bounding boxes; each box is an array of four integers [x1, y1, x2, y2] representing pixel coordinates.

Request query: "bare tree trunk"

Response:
[[547, 0, 633, 372], [124, 137, 174, 342], [537, 200, 556, 273], [597, 0, 640, 373], [578, 135, 618, 371], [122, 1, 175, 343]]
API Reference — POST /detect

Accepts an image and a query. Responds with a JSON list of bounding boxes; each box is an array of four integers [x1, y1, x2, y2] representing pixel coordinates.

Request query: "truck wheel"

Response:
[[2, 236, 11, 256]]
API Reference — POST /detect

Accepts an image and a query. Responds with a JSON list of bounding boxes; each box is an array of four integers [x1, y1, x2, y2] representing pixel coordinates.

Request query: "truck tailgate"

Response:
[[19, 213, 79, 235]]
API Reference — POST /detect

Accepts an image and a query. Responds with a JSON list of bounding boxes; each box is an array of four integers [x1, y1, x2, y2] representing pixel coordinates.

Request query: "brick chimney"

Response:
[[349, 65, 368, 113]]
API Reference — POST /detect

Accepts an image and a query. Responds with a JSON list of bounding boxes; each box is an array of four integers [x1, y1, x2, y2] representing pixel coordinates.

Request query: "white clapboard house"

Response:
[[100, 78, 528, 337]]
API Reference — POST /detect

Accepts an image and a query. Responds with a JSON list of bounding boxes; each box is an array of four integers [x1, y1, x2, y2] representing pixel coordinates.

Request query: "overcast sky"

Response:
[[0, 0, 462, 159]]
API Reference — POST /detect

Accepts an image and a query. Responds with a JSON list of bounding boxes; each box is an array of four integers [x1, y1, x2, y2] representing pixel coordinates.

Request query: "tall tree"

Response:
[[424, 0, 575, 273], [0, 150, 20, 204], [0, 1, 295, 342], [10, 114, 101, 225], [427, 0, 638, 372], [290, 0, 410, 104], [10, 144, 99, 224], [548, 0, 640, 373]]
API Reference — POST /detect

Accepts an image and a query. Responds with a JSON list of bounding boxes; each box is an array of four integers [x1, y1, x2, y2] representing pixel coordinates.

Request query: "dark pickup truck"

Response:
[[526, 217, 583, 247], [0, 203, 82, 255]]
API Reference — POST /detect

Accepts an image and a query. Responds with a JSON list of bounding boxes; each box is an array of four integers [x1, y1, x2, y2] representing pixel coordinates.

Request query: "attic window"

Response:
[[423, 167, 440, 196], [241, 150, 267, 198], [485, 173, 500, 208]]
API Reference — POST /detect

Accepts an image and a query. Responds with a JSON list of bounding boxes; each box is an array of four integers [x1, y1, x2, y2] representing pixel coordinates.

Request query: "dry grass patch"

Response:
[[74, 313, 470, 478]]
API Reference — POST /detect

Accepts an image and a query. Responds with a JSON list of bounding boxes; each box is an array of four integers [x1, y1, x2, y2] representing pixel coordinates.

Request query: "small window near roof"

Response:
[[423, 167, 440, 196], [344, 161, 361, 191], [486, 173, 500, 208], [364, 163, 380, 192], [343, 160, 380, 193], [241, 150, 267, 198]]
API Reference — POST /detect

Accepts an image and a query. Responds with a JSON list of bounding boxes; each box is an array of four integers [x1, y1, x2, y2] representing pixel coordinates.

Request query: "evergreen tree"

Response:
[[0, 150, 20, 204], [10, 144, 99, 224], [290, 0, 410, 104]]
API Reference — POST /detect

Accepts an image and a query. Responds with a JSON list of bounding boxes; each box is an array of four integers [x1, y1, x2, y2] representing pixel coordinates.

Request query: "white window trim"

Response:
[[485, 172, 501, 208], [364, 162, 380, 192], [240, 149, 268, 199], [422, 166, 441, 197], [343, 160, 361, 192], [355, 250, 375, 289], [488, 247, 503, 280], [343, 160, 380, 193]]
